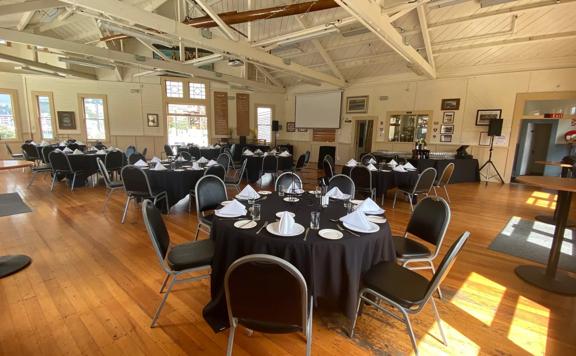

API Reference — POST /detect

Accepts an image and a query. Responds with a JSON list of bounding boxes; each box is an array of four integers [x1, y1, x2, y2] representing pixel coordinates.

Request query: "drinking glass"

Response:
[[344, 199, 354, 214], [314, 186, 321, 199], [252, 204, 261, 221], [278, 187, 285, 197], [310, 211, 320, 230]]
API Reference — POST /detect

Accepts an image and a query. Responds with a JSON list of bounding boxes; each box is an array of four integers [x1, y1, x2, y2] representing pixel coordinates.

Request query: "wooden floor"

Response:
[[1, 166, 575, 356]]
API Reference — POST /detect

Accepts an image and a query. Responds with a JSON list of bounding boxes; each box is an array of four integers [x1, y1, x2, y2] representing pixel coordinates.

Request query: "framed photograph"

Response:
[[441, 98, 460, 110], [479, 131, 491, 146], [443, 111, 455, 124], [286, 122, 296, 132], [346, 96, 369, 113], [440, 125, 454, 134], [440, 134, 452, 143], [57, 111, 76, 130], [297, 128, 308, 132], [476, 109, 501, 126], [147, 113, 159, 127]]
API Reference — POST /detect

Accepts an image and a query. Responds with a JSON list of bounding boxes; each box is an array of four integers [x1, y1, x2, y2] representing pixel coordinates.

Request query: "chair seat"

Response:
[[109, 181, 123, 188], [167, 239, 214, 271], [363, 261, 429, 308], [199, 213, 215, 226], [393, 236, 431, 258], [32, 165, 52, 172]]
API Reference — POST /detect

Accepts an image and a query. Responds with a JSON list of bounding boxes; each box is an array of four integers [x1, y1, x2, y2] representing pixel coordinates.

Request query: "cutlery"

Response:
[[303, 228, 310, 241], [337, 223, 361, 237], [218, 216, 245, 221], [238, 220, 254, 228], [256, 221, 269, 235], [330, 218, 340, 223]]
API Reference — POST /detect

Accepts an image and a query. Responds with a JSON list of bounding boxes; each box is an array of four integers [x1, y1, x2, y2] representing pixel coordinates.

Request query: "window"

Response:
[[166, 81, 184, 98], [388, 113, 429, 142], [81, 96, 107, 140], [257, 106, 272, 143], [35, 94, 55, 140], [0, 91, 18, 140], [189, 82, 206, 99]]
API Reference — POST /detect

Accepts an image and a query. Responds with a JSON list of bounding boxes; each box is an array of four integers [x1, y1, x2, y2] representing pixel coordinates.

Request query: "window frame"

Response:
[[32, 91, 56, 141], [0, 88, 21, 142], [255, 104, 274, 144], [386, 110, 432, 143], [78, 94, 110, 142]]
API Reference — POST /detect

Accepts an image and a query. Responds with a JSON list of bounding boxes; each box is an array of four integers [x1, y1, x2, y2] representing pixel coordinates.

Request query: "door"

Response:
[[354, 119, 374, 159], [526, 123, 553, 175]]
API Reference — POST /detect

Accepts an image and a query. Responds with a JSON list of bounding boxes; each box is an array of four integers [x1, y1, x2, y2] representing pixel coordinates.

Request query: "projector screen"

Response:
[[295, 91, 342, 129]]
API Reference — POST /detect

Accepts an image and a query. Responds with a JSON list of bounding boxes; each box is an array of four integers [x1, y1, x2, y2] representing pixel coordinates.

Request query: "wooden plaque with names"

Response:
[[213, 91, 229, 136], [313, 128, 336, 142], [236, 93, 250, 136]]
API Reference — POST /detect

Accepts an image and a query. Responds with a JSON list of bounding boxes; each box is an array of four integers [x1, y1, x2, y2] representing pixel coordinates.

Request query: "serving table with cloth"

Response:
[[203, 192, 395, 332], [242, 154, 294, 182]]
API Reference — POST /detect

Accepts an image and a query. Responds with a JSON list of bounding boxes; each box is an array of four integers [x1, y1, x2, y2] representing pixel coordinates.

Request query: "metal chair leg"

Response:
[[27, 172, 37, 188], [401, 308, 419, 356], [429, 261, 443, 300], [444, 186, 451, 203], [349, 294, 363, 337], [103, 188, 113, 210], [408, 193, 414, 211], [306, 297, 313, 356], [71, 173, 77, 191], [433, 186, 438, 197], [121, 196, 131, 223], [150, 276, 177, 328], [226, 321, 237, 356], [194, 225, 200, 241], [430, 297, 447, 346], [392, 190, 398, 208], [159, 273, 171, 293], [50, 173, 57, 191]]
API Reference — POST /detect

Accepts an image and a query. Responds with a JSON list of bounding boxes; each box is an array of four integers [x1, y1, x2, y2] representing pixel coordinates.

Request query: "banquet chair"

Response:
[[361, 153, 377, 166], [67, 143, 80, 151], [94, 141, 107, 150], [189, 146, 201, 160], [25, 146, 53, 188], [5, 143, 24, 160], [205, 164, 226, 180], [350, 232, 470, 356], [433, 163, 455, 203], [304, 150, 311, 166], [324, 154, 335, 167], [350, 166, 375, 200], [294, 154, 306, 172], [41, 145, 57, 166], [163, 144, 175, 159], [21, 143, 41, 165], [392, 196, 451, 299], [48, 151, 73, 191], [217, 153, 231, 172], [141, 147, 148, 159], [142, 200, 213, 328], [97, 158, 123, 210], [323, 157, 334, 180], [225, 159, 247, 193], [393, 167, 437, 211], [177, 151, 192, 161], [225, 254, 313, 356], [275, 172, 303, 192], [121, 165, 169, 224], [128, 153, 146, 165], [194, 175, 227, 240], [105, 150, 124, 178], [328, 174, 355, 198], [259, 155, 278, 188]]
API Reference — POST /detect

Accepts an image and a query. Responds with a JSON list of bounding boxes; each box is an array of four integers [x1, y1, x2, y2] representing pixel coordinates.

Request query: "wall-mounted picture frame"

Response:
[[440, 125, 454, 134], [440, 134, 452, 143], [441, 98, 460, 110], [297, 128, 308, 132], [479, 131, 491, 146], [57, 111, 76, 130], [147, 113, 159, 127], [476, 109, 501, 126], [286, 121, 296, 132], [442, 111, 455, 124], [346, 96, 369, 113]]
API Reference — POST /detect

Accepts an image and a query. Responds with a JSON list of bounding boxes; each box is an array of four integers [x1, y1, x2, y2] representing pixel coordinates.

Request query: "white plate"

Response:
[[220, 200, 233, 206], [367, 216, 387, 224], [318, 229, 343, 240], [215, 210, 246, 218], [359, 208, 385, 215], [266, 221, 305, 237], [289, 189, 305, 195], [308, 190, 320, 195], [343, 221, 380, 233], [350, 199, 364, 205], [283, 197, 300, 203], [174, 169, 185, 171], [258, 190, 272, 195], [275, 211, 296, 218], [235, 195, 260, 201], [234, 220, 258, 229]]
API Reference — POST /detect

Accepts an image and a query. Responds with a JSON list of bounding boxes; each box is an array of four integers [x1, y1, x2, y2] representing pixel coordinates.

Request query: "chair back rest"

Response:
[[275, 172, 303, 191], [195, 175, 227, 213], [21, 143, 40, 160], [406, 197, 451, 252], [229, 143, 237, 158], [295, 154, 306, 169], [323, 158, 334, 178], [164, 144, 174, 157], [437, 163, 455, 187], [350, 166, 372, 190], [328, 174, 355, 197], [177, 151, 192, 161], [67, 143, 80, 151], [225, 254, 308, 332], [128, 153, 146, 165], [419, 232, 470, 309], [125, 145, 136, 157], [262, 155, 278, 172], [205, 164, 226, 180], [96, 157, 113, 187], [105, 150, 124, 170], [94, 141, 106, 150], [236, 159, 248, 182], [361, 153, 376, 166], [217, 153, 230, 170], [304, 150, 310, 164], [324, 154, 335, 167], [189, 146, 201, 160], [142, 200, 172, 268], [6, 143, 14, 155], [121, 165, 153, 195], [413, 167, 437, 195], [41, 145, 57, 164], [48, 151, 71, 172], [141, 147, 148, 158]]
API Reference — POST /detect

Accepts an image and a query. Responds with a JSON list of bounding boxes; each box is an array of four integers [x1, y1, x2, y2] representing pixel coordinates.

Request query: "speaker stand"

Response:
[[479, 136, 504, 184]]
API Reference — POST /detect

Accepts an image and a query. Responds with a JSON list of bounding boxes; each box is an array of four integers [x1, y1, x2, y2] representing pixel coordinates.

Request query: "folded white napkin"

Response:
[[206, 159, 218, 167], [214, 145, 221, 149], [325, 187, 350, 200], [279, 151, 291, 157], [367, 163, 377, 171], [278, 211, 296, 235], [285, 181, 301, 194], [134, 159, 148, 167], [60, 141, 67, 146], [150, 156, 161, 163], [176, 156, 187, 162], [96, 149, 106, 154], [388, 159, 398, 166], [393, 165, 407, 172], [54, 148, 62, 153], [152, 163, 167, 171], [340, 210, 373, 231], [237, 185, 260, 200], [216, 199, 247, 217], [346, 159, 357, 167], [270, 149, 277, 154], [40, 140, 48, 145], [403, 162, 416, 170], [76, 141, 84, 145], [243, 149, 254, 156], [197, 156, 208, 164], [30, 141, 37, 145], [369, 158, 377, 164], [355, 198, 382, 214], [63, 147, 73, 153], [192, 162, 202, 170], [255, 149, 263, 155], [72, 149, 83, 155]]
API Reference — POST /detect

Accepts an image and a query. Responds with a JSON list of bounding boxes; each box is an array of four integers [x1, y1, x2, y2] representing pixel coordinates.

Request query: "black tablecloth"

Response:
[[409, 159, 480, 183], [243, 155, 294, 182], [145, 168, 204, 208], [62, 153, 106, 187], [341, 166, 419, 197], [203, 192, 395, 332], [176, 147, 222, 160]]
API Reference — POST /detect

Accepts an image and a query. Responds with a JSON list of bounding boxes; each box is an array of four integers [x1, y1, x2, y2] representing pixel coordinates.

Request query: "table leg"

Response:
[[515, 190, 576, 295], [0, 255, 32, 278]]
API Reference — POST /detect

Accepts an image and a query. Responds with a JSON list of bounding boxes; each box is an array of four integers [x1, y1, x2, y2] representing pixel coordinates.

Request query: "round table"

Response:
[[203, 192, 395, 332], [144, 166, 204, 208], [0, 160, 34, 278], [534, 161, 575, 226], [243, 154, 294, 183], [515, 176, 576, 295]]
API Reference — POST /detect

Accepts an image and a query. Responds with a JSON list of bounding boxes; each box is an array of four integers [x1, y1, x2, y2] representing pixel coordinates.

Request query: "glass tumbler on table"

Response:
[[278, 187, 285, 197], [310, 211, 320, 230], [252, 204, 261, 221]]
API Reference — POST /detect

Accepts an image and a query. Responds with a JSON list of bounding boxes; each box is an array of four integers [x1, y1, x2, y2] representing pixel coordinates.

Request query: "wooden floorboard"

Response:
[[0, 167, 575, 355]]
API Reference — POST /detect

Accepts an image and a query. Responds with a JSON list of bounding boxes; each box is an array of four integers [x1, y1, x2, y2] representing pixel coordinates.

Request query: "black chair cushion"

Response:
[[239, 318, 302, 334], [199, 213, 215, 226], [393, 236, 431, 258], [363, 261, 429, 308], [167, 239, 214, 271], [109, 181, 124, 188]]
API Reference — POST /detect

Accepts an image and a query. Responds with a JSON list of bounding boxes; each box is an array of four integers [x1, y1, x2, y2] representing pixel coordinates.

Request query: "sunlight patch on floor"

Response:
[[526, 191, 557, 210], [451, 272, 506, 326], [507, 296, 550, 356], [418, 319, 480, 356]]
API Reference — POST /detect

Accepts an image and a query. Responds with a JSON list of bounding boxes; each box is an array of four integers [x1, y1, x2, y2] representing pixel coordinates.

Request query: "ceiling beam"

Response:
[[416, 2, 434, 69], [388, 5, 416, 22], [334, 0, 436, 79], [58, 0, 346, 87], [0, 0, 63, 16], [93, 19, 123, 81], [17, 11, 36, 31], [35, 7, 74, 33], [135, 38, 171, 60], [0, 52, 97, 80], [255, 65, 283, 87], [187, 0, 237, 40], [143, 0, 170, 11], [0, 28, 285, 93]]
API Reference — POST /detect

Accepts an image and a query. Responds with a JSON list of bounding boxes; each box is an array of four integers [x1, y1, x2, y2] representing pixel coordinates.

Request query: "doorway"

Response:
[[354, 119, 374, 160], [514, 121, 553, 176]]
